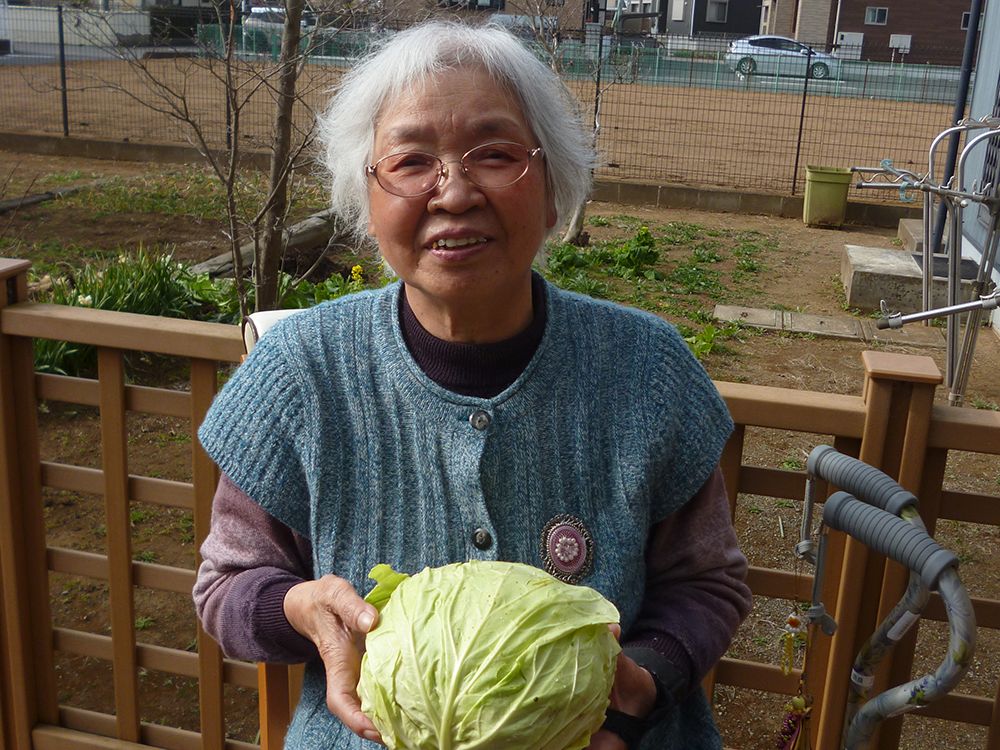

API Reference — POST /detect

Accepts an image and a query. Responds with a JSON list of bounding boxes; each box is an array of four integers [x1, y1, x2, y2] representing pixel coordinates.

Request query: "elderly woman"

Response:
[[194, 20, 751, 750]]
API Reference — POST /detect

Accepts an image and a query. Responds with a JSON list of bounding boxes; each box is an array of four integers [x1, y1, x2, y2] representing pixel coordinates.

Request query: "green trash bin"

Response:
[[803, 166, 852, 228]]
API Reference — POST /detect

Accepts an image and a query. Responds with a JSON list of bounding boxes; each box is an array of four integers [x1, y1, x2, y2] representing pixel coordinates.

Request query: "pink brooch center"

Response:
[[540, 515, 593, 583]]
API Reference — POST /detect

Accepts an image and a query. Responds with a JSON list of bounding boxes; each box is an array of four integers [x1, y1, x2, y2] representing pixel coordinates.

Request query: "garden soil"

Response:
[[4, 150, 1000, 749]]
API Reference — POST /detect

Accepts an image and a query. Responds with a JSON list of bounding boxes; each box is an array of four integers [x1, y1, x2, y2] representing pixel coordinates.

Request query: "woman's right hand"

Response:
[[283, 574, 383, 744]]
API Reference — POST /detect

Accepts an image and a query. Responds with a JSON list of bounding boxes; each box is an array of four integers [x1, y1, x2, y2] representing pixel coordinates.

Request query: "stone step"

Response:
[[840, 244, 978, 314], [898, 218, 924, 253]]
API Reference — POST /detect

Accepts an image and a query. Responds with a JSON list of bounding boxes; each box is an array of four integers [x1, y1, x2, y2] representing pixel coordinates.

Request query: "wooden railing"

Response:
[[1, 256, 999, 750]]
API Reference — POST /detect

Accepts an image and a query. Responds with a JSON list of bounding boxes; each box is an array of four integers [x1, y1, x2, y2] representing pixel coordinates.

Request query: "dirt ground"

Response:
[[1, 56, 951, 194], [5, 150, 1000, 749]]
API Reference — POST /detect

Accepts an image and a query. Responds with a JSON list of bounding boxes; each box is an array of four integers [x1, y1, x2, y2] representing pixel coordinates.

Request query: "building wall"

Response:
[[689, 0, 758, 36], [760, 0, 796, 36], [662, 0, 690, 35], [794, 0, 831, 44], [962, 0, 999, 312], [0, 4, 149, 44], [835, 0, 976, 63]]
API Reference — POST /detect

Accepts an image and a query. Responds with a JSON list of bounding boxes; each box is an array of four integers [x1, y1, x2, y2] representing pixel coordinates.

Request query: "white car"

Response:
[[725, 35, 840, 80], [243, 6, 316, 33]]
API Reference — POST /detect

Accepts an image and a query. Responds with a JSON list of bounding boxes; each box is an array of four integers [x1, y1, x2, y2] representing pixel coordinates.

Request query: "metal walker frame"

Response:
[[850, 115, 1000, 406], [795, 446, 976, 750]]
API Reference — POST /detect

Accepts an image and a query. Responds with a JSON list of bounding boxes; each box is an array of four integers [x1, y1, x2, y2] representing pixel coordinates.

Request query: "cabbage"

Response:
[[358, 560, 621, 750]]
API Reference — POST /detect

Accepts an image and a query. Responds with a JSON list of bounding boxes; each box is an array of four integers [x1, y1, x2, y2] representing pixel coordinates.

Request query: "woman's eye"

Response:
[[474, 147, 518, 165], [386, 154, 434, 172]]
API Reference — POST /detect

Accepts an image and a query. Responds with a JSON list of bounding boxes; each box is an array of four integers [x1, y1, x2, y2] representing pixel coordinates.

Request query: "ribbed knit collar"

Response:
[[399, 273, 547, 398]]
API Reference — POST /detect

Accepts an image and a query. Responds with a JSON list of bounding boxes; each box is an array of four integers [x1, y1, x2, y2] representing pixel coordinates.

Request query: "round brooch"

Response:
[[540, 514, 593, 584]]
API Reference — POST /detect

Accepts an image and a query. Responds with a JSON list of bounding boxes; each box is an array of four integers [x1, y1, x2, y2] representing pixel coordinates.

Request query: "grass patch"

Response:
[[542, 218, 780, 358]]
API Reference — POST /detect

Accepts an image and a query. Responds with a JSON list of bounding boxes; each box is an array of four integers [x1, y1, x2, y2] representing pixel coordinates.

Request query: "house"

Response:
[[761, 0, 979, 62], [658, 0, 759, 38], [961, 0, 1000, 324]]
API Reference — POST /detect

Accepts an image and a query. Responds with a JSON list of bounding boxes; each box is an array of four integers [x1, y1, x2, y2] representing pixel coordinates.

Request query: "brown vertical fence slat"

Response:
[[191, 358, 226, 750], [258, 665, 292, 750], [13, 328, 59, 726], [98, 347, 142, 743], [0, 261, 33, 750]]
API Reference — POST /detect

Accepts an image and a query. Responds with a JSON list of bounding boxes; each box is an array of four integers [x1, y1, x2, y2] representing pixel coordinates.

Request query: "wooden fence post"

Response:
[[0, 260, 31, 750], [191, 358, 226, 750], [0, 258, 59, 750], [813, 352, 941, 750]]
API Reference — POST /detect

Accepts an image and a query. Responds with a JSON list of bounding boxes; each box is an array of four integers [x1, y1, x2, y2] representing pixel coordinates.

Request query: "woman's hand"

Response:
[[283, 575, 383, 744], [587, 627, 657, 750]]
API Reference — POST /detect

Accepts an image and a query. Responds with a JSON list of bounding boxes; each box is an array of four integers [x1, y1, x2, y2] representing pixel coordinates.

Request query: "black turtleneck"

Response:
[[399, 273, 547, 398]]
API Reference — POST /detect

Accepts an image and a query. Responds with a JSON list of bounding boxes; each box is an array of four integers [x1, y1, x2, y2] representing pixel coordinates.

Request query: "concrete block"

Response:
[[696, 189, 741, 214], [786, 312, 863, 339], [858, 319, 945, 348], [617, 182, 660, 207], [898, 218, 924, 253], [590, 181, 620, 204], [841, 245, 975, 314], [714, 305, 781, 329], [658, 185, 702, 210]]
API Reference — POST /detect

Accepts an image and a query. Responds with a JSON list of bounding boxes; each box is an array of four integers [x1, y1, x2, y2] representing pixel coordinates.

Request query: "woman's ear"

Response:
[[545, 180, 558, 229]]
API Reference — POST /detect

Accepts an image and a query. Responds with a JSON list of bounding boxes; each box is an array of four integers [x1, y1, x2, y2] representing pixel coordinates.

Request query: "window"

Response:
[[961, 12, 983, 30], [706, 0, 728, 23], [983, 77, 1000, 207], [865, 6, 888, 25]]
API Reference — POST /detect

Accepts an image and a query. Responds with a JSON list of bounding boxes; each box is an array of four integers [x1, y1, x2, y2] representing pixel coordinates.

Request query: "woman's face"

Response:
[[367, 66, 556, 335]]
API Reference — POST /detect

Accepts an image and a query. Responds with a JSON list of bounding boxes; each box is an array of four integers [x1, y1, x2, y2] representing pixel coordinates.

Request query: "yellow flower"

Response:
[[351, 265, 363, 283]]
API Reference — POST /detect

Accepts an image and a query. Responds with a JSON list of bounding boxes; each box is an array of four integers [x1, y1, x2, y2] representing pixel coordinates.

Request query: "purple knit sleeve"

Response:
[[193, 473, 319, 663], [622, 466, 752, 690]]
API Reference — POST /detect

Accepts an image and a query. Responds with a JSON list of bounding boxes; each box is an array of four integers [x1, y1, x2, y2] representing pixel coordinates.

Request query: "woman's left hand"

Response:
[[586, 636, 658, 750]]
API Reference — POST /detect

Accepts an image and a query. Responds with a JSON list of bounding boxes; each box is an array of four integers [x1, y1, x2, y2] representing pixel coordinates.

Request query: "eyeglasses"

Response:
[[366, 141, 544, 198]]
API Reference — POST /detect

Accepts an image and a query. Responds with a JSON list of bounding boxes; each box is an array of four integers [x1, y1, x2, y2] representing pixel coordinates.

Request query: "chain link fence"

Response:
[[0, 7, 971, 200]]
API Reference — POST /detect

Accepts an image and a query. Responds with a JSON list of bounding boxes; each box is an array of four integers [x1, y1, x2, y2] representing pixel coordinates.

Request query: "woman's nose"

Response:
[[437, 160, 470, 187], [428, 161, 486, 210]]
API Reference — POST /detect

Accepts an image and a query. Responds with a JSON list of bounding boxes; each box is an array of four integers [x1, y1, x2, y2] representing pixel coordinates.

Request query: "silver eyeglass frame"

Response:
[[365, 141, 544, 198]]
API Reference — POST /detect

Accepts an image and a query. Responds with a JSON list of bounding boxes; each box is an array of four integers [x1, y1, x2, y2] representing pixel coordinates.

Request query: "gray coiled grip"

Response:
[[823, 492, 958, 590], [807, 445, 918, 516]]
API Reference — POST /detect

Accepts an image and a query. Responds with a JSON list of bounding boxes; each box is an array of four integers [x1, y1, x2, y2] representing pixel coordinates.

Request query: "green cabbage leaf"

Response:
[[359, 560, 620, 750]]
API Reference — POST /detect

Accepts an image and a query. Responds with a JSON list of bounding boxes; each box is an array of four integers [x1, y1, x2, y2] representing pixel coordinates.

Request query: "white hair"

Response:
[[316, 20, 595, 244]]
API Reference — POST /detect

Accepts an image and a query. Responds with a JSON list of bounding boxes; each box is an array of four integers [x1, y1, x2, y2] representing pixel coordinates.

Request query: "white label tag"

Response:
[[851, 670, 875, 689], [887, 610, 920, 642]]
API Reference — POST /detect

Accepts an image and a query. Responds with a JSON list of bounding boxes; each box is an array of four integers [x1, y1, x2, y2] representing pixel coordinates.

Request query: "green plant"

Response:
[[135, 616, 156, 630], [691, 245, 723, 264], [135, 551, 158, 563], [562, 271, 611, 298], [970, 396, 1000, 411], [610, 226, 659, 276], [682, 322, 740, 359], [669, 262, 723, 296], [780, 457, 803, 471]]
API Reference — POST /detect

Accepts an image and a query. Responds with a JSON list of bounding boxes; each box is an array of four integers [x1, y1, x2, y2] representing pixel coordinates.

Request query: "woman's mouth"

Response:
[[431, 236, 488, 249]]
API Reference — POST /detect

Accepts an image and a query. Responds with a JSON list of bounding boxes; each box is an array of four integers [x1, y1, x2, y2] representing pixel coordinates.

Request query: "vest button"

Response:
[[469, 410, 491, 430], [472, 527, 493, 550]]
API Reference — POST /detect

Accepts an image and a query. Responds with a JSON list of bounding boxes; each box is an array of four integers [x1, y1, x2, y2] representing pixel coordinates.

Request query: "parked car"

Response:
[[243, 6, 316, 33], [724, 35, 840, 80]]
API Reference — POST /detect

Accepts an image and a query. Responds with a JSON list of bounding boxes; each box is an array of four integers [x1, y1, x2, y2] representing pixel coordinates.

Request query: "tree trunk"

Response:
[[256, 0, 304, 312], [560, 199, 587, 245]]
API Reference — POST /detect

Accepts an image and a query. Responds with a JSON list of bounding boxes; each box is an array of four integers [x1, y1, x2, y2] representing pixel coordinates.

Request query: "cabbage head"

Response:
[[358, 560, 620, 750]]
